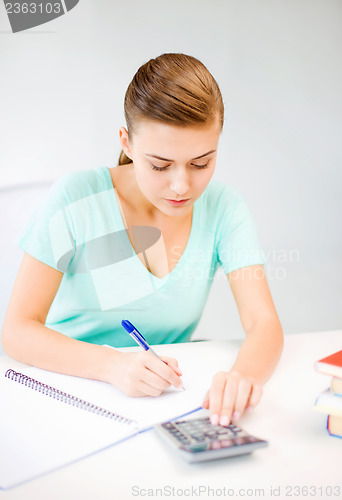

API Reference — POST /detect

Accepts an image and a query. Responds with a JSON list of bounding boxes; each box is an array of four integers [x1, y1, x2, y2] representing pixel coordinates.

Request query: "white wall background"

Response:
[[0, 0, 341, 351]]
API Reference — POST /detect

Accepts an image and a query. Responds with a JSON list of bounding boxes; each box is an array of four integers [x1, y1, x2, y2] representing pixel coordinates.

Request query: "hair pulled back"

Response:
[[118, 53, 224, 165]]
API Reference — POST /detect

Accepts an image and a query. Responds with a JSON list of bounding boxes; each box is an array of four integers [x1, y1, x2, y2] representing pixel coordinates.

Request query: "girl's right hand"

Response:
[[107, 350, 184, 397]]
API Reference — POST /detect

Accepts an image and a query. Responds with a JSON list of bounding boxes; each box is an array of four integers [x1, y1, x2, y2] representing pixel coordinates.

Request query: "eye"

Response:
[[151, 160, 210, 172], [151, 160, 211, 171], [193, 162, 209, 169], [151, 164, 169, 171]]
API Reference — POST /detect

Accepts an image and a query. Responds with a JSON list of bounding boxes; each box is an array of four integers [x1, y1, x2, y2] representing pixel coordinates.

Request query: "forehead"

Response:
[[132, 119, 221, 156]]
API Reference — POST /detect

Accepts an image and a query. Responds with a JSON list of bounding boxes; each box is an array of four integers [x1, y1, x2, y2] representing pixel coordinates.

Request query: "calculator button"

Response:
[[204, 430, 217, 437], [210, 441, 222, 450], [218, 433, 234, 440], [234, 430, 248, 438], [219, 439, 235, 448], [188, 442, 209, 452], [192, 436, 208, 442], [182, 427, 199, 434], [178, 435, 190, 443], [217, 428, 229, 435], [163, 423, 174, 429], [234, 437, 248, 445]]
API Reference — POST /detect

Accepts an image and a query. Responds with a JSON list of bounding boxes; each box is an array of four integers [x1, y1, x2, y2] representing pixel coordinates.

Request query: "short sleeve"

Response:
[[15, 177, 76, 273], [216, 190, 266, 275]]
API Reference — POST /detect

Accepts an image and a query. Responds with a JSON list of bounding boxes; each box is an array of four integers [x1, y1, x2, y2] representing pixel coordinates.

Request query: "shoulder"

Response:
[[200, 178, 244, 215], [49, 167, 109, 204]]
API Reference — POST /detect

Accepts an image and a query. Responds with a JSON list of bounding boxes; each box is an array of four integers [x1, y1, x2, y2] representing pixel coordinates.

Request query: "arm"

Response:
[[1, 253, 182, 396], [202, 264, 284, 425]]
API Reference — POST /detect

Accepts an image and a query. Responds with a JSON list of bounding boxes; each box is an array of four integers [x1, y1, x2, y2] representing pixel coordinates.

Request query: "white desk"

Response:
[[1, 330, 341, 500]]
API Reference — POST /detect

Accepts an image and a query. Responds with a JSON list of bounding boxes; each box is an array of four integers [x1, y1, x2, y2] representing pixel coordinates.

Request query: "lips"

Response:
[[165, 198, 190, 207], [168, 198, 189, 202]]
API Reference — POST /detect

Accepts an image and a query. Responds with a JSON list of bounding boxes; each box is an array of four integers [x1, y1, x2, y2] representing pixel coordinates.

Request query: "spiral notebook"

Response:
[[0, 350, 208, 490]]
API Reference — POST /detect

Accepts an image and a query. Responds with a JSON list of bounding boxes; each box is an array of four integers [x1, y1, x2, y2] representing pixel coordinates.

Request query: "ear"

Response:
[[119, 127, 133, 159]]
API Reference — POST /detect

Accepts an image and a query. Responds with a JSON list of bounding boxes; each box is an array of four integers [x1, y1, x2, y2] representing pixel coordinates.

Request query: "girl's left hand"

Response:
[[202, 370, 263, 426]]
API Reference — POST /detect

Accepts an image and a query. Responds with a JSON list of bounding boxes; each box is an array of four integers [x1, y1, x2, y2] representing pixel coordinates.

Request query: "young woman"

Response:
[[1, 53, 283, 427]]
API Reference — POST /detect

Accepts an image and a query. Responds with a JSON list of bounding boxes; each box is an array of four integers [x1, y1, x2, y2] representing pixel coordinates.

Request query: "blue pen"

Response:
[[121, 319, 185, 390]]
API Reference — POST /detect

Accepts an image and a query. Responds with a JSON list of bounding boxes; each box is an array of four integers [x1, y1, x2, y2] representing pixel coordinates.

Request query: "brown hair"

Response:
[[118, 53, 224, 165]]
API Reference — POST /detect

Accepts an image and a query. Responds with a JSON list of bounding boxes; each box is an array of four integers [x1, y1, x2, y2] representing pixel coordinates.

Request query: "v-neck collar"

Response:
[[102, 166, 198, 282]]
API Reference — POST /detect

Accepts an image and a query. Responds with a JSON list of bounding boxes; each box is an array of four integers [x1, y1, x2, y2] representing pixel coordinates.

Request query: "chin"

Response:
[[162, 203, 192, 217]]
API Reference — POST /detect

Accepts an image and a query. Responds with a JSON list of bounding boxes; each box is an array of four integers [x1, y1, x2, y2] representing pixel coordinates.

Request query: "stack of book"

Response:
[[314, 350, 342, 438]]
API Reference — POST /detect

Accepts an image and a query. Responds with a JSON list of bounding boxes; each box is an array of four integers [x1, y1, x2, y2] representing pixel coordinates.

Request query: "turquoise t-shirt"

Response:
[[15, 166, 266, 347]]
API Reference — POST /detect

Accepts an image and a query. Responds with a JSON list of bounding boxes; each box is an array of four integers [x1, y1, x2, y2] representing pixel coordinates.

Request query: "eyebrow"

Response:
[[145, 149, 217, 162]]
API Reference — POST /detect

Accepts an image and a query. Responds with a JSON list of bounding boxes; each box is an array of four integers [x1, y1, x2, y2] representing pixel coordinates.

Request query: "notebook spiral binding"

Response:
[[5, 369, 136, 427]]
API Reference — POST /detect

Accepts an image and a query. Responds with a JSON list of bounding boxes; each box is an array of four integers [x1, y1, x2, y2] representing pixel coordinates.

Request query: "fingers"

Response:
[[247, 382, 263, 409], [162, 356, 183, 377], [153, 355, 184, 388], [135, 352, 183, 396], [114, 351, 185, 398], [206, 370, 263, 426], [136, 379, 168, 397], [231, 377, 255, 422], [220, 372, 240, 426], [140, 367, 172, 395], [207, 371, 226, 425]]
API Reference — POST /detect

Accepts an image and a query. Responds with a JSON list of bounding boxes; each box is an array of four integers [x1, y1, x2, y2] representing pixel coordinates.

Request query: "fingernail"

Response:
[[232, 411, 240, 421], [246, 406, 253, 412], [220, 415, 229, 427], [210, 414, 219, 425]]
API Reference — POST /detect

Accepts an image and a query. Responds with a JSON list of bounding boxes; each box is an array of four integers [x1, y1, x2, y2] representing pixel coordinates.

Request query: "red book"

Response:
[[315, 350, 342, 378]]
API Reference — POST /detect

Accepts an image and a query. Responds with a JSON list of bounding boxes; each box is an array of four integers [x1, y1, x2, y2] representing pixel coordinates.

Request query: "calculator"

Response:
[[154, 416, 268, 462]]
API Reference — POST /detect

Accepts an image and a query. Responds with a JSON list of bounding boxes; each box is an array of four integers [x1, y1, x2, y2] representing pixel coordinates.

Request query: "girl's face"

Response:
[[120, 119, 221, 218]]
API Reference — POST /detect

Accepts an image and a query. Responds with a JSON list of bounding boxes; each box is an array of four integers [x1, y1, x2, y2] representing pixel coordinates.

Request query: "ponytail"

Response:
[[118, 150, 132, 166]]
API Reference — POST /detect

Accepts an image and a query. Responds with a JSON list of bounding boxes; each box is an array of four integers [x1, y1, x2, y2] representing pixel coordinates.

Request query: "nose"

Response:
[[169, 167, 190, 197]]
